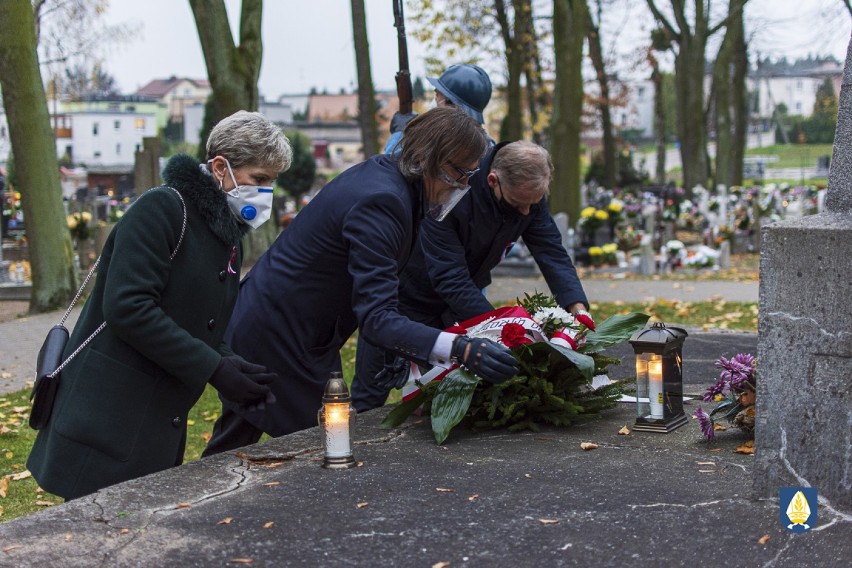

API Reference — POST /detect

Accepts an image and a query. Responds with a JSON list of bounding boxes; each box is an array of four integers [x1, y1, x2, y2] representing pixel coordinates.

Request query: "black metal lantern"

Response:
[[317, 372, 357, 469], [628, 322, 688, 433]]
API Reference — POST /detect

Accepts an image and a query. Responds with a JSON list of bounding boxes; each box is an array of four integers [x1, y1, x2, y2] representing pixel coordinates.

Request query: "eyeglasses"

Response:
[[448, 162, 481, 183]]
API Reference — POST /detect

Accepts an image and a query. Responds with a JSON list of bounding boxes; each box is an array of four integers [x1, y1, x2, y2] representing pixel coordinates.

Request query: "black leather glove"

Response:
[[209, 357, 277, 412], [374, 354, 411, 390], [451, 336, 519, 384], [390, 111, 418, 134]]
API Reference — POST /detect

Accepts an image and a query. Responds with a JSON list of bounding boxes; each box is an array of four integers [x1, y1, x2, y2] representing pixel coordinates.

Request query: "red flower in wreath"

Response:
[[501, 323, 533, 348]]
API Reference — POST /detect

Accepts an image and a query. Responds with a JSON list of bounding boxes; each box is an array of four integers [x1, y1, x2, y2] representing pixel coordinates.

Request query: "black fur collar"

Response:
[[161, 154, 249, 246]]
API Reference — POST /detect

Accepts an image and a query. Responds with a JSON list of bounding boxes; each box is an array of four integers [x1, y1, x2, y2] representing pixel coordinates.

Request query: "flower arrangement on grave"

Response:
[[588, 245, 604, 266], [693, 353, 756, 440], [616, 226, 642, 252], [383, 293, 650, 444], [607, 199, 624, 226], [579, 206, 609, 240]]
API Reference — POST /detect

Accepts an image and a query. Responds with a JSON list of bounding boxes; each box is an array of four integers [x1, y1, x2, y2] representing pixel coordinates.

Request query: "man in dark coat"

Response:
[[351, 140, 593, 411], [203, 106, 520, 454], [27, 110, 293, 499]]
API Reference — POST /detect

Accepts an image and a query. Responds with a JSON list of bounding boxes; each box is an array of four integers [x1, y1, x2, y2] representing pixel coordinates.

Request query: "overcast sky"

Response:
[[98, 0, 852, 100]]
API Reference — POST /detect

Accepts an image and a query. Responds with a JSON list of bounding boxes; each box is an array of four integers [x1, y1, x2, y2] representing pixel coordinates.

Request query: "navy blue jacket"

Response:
[[397, 144, 588, 327], [224, 154, 441, 436]]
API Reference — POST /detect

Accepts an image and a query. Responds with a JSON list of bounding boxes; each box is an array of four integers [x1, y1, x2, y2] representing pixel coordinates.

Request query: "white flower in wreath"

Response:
[[533, 306, 574, 328]]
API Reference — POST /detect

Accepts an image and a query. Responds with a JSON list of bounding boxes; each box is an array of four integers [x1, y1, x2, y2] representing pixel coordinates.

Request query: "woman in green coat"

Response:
[[27, 111, 292, 500]]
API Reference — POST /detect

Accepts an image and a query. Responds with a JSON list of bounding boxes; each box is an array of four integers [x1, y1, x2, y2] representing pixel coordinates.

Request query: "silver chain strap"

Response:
[[48, 186, 187, 378]]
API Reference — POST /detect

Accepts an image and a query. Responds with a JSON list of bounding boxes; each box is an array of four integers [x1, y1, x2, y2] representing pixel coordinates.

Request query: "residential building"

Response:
[[135, 76, 211, 123], [183, 98, 295, 147]]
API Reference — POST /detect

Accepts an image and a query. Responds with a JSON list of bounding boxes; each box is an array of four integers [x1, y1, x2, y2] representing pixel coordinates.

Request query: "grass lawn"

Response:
[[0, 300, 756, 522], [745, 143, 833, 169]]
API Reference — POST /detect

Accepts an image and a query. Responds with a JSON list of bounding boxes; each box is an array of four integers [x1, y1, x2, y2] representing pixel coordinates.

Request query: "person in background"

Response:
[[351, 141, 594, 411], [385, 63, 493, 154], [28, 111, 292, 500], [203, 106, 519, 456]]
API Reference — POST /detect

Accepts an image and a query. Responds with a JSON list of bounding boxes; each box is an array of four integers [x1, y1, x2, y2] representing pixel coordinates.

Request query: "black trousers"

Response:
[[202, 405, 264, 458]]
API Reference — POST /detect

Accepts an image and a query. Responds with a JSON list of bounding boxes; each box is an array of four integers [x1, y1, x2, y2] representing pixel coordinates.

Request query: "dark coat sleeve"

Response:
[[523, 200, 589, 310], [420, 216, 494, 322], [101, 190, 221, 387], [342, 191, 440, 364]]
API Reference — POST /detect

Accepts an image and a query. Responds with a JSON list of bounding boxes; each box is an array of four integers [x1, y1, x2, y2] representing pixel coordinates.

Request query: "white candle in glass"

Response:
[[648, 358, 664, 418], [324, 402, 351, 458]]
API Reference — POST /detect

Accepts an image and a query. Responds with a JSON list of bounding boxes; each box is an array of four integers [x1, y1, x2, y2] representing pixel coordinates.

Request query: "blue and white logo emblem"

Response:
[[779, 487, 817, 533]]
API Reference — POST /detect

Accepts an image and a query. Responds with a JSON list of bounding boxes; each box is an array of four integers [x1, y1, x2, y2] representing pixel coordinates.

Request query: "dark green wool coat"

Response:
[[27, 154, 250, 500]]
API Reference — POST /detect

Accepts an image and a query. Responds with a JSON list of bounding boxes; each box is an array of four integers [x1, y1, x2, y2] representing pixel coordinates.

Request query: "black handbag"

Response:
[[29, 325, 70, 430], [28, 187, 187, 430]]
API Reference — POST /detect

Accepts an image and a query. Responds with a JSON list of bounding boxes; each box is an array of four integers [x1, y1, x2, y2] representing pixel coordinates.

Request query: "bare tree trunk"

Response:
[[496, 0, 523, 140], [515, 0, 544, 143], [647, 0, 724, 196], [551, 0, 588, 220], [189, 0, 267, 263], [189, 0, 262, 124], [712, 0, 748, 188], [0, 0, 77, 312], [730, 0, 748, 186], [649, 51, 667, 185], [350, 0, 378, 158], [587, 4, 616, 188]]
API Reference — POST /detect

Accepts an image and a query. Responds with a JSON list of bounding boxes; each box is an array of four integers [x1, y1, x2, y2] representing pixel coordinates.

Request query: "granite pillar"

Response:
[[753, 37, 852, 511]]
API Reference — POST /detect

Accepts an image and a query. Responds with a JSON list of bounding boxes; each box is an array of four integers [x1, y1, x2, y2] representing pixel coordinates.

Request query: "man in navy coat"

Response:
[[351, 140, 593, 411], [203, 106, 519, 454]]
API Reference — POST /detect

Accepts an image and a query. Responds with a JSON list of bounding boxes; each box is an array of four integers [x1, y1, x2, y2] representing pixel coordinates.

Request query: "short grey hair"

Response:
[[397, 106, 487, 181], [206, 110, 292, 172], [491, 140, 553, 196]]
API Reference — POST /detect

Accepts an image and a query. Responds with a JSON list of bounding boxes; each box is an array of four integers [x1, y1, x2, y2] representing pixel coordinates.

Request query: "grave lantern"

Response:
[[628, 322, 689, 433], [317, 372, 357, 469]]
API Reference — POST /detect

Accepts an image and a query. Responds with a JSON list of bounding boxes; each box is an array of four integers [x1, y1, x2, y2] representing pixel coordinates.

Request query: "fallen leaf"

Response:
[[217, 517, 233, 525], [0, 477, 8, 498], [230, 559, 253, 564], [468, 495, 479, 502], [618, 426, 630, 435], [200, 433, 212, 443], [524, 473, 532, 479], [735, 441, 755, 455], [3, 545, 19, 553], [709, 448, 722, 452], [432, 562, 450, 568], [0, 426, 10, 434], [263, 482, 281, 487], [175, 503, 192, 509], [35, 487, 44, 494], [356, 502, 369, 508], [0, 505, 4, 517], [35, 500, 54, 507], [65, 533, 72, 541], [538, 518, 560, 524], [580, 442, 599, 451], [0, 372, 11, 379], [713, 423, 727, 431], [10, 471, 31, 481], [186, 419, 195, 426], [436, 487, 454, 493], [4, 452, 12, 459], [263, 522, 274, 529], [119, 529, 129, 535], [758, 534, 771, 545]]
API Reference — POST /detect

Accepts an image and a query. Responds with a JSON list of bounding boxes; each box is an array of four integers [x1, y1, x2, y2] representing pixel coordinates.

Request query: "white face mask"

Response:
[[211, 159, 274, 229]]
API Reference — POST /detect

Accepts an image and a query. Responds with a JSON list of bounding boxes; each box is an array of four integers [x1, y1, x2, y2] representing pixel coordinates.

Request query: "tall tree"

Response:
[[0, 0, 77, 312], [495, 0, 525, 140], [645, 1, 731, 194], [189, 0, 270, 263], [586, 0, 616, 188], [189, 0, 262, 129], [647, 47, 667, 185], [350, 0, 379, 158], [551, 0, 588, 220], [711, 0, 748, 188]]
